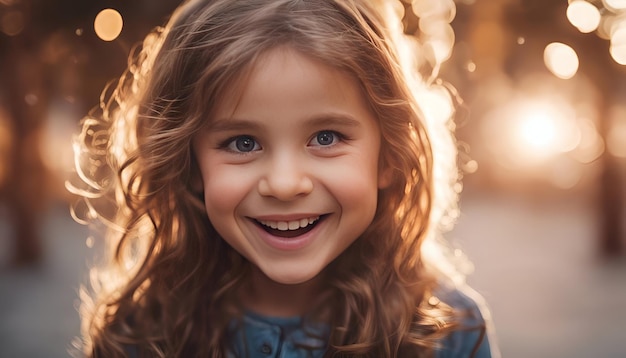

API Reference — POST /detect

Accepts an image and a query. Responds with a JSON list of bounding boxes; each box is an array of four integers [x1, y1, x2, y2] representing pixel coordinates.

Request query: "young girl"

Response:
[[71, 0, 497, 357]]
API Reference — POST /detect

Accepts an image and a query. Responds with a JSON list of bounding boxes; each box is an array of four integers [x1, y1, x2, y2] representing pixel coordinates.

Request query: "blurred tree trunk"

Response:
[[0, 1, 48, 266], [595, 86, 624, 257]]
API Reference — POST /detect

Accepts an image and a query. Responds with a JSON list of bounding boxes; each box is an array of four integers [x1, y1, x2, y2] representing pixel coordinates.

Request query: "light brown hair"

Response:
[[71, 0, 463, 356]]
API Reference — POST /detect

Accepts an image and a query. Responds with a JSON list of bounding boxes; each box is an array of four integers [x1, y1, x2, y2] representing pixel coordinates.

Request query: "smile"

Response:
[[254, 216, 323, 238]]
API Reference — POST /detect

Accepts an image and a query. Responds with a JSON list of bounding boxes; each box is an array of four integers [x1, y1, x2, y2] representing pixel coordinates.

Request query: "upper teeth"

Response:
[[258, 216, 319, 231]]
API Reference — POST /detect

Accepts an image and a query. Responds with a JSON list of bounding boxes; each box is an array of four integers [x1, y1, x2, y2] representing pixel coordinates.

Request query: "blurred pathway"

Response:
[[453, 189, 626, 358], [0, 202, 89, 358]]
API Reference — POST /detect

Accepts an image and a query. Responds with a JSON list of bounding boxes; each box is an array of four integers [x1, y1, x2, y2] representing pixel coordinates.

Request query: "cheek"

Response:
[[201, 165, 254, 217], [326, 152, 381, 214]]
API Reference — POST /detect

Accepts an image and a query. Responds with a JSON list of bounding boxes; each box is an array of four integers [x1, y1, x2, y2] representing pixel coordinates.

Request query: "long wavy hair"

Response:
[[71, 0, 465, 356]]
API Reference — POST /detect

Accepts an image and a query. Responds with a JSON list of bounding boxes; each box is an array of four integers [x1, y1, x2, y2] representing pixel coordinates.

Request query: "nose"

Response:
[[257, 153, 313, 201]]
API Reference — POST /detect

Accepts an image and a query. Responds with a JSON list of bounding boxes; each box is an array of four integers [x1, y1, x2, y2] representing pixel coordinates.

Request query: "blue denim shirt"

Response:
[[227, 312, 328, 358], [228, 286, 494, 358], [124, 286, 494, 357]]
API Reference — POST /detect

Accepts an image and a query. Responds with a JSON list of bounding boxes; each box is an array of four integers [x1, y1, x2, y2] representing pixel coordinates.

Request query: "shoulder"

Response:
[[432, 283, 499, 358]]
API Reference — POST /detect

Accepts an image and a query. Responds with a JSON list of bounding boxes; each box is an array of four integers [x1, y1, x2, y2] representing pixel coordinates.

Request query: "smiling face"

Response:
[[193, 46, 386, 285]]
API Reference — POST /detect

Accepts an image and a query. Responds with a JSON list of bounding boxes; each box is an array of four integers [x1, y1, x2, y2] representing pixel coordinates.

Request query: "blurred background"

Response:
[[0, 0, 625, 357]]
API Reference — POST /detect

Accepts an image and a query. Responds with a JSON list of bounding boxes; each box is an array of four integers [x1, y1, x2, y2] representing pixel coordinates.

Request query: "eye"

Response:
[[310, 131, 341, 146], [226, 135, 261, 153]]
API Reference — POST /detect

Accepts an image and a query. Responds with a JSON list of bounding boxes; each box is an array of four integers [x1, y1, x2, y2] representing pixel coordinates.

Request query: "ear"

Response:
[[378, 165, 393, 189]]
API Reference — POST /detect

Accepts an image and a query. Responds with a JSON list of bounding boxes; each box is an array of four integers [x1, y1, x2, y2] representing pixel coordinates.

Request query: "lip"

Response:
[[253, 213, 321, 221], [248, 214, 327, 251]]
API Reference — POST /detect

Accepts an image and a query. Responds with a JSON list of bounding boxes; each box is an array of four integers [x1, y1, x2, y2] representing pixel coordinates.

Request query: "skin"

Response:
[[193, 46, 388, 316]]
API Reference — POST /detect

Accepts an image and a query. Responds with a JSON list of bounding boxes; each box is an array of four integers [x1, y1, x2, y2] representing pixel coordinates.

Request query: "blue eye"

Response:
[[227, 136, 261, 153], [311, 131, 339, 146]]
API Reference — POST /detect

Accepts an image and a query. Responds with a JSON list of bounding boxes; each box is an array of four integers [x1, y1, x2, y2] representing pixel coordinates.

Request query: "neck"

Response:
[[239, 266, 326, 317]]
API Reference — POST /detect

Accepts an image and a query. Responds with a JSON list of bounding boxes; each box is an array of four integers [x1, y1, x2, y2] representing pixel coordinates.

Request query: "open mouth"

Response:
[[253, 215, 326, 238]]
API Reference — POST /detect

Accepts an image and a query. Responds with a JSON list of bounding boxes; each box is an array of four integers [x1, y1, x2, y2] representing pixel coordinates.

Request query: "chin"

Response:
[[263, 266, 322, 286]]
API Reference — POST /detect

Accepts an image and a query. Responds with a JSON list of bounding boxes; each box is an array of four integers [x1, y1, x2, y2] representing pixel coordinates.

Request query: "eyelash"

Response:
[[217, 130, 347, 154], [308, 130, 346, 147], [218, 135, 262, 154]]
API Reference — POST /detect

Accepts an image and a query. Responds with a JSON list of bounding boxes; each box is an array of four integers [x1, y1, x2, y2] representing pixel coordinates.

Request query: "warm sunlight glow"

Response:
[[482, 94, 583, 168], [415, 84, 454, 124], [514, 103, 581, 157], [94, 8, 123, 42], [567, 0, 601, 33], [517, 112, 557, 151], [544, 42, 579, 79], [39, 103, 77, 175], [425, 22, 455, 63]]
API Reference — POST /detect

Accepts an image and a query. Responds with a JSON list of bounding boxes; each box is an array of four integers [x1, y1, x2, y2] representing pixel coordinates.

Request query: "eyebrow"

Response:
[[207, 118, 263, 133], [208, 113, 362, 132], [304, 113, 362, 128]]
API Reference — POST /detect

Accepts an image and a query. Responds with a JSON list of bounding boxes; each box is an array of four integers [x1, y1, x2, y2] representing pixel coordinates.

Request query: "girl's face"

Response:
[[193, 46, 388, 285]]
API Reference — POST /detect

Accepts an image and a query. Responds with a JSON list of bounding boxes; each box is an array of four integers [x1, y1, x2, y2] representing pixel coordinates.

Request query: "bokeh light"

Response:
[[567, 0, 601, 33], [603, 0, 626, 11], [565, 0, 626, 65], [421, 20, 455, 63], [412, 0, 456, 23], [544, 42, 579, 79], [481, 91, 589, 171], [38, 101, 79, 176], [517, 111, 558, 152], [513, 101, 580, 158], [609, 22, 626, 64], [94, 8, 123, 42], [1, 10, 24, 36], [570, 118, 605, 164]]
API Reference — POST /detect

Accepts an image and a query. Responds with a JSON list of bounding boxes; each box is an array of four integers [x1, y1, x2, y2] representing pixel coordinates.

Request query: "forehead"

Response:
[[212, 46, 372, 122]]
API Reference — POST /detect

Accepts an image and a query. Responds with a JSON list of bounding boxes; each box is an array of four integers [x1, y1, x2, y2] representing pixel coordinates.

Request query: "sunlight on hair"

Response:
[[411, 0, 456, 23], [412, 0, 456, 64], [415, 84, 454, 124], [94, 8, 123, 42], [383, 0, 464, 283], [421, 19, 455, 63], [567, 0, 601, 33], [544, 42, 579, 79]]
